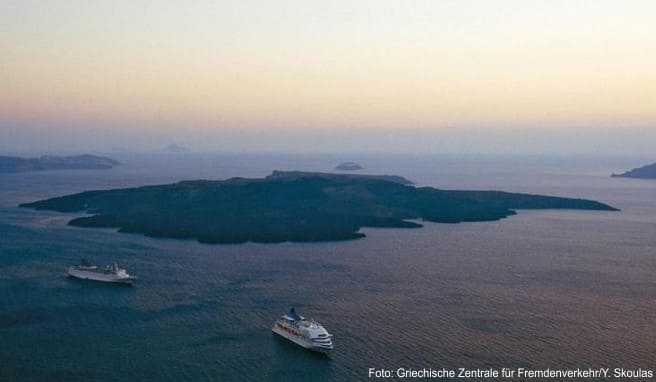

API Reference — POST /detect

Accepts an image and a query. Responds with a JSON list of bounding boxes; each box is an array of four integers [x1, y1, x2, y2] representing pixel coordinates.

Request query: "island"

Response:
[[162, 144, 190, 153], [0, 154, 120, 173], [335, 162, 364, 171], [20, 171, 618, 244], [612, 162, 656, 179]]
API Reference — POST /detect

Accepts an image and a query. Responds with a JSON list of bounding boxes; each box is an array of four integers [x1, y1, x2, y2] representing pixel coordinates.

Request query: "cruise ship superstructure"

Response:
[[67, 261, 136, 285], [272, 308, 334, 353]]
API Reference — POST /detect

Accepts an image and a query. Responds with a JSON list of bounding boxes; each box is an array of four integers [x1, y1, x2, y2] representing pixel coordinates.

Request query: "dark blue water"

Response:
[[2, 153, 656, 381]]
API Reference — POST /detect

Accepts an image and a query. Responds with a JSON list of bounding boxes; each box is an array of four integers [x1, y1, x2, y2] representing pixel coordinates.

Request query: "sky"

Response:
[[1, 0, 654, 155]]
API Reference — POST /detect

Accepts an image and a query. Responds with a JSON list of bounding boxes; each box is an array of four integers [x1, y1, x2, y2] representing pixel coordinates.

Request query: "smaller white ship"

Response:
[[272, 308, 334, 353], [67, 260, 136, 285]]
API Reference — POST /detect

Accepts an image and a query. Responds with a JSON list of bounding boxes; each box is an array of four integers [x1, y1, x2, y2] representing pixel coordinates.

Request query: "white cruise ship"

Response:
[[67, 260, 136, 285], [272, 308, 334, 353]]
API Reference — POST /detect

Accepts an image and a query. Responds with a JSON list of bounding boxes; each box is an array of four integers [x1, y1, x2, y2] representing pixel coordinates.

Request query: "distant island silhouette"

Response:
[[21, 171, 618, 244], [612, 162, 656, 179], [0, 154, 120, 173], [335, 162, 364, 171], [162, 144, 190, 153]]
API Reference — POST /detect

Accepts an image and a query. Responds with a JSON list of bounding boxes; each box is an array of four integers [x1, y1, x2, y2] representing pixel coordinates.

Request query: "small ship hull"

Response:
[[272, 326, 333, 353], [67, 268, 135, 285]]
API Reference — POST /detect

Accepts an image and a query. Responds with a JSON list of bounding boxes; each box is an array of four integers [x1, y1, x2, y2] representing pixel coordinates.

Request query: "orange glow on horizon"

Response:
[[1, 1, 655, 131]]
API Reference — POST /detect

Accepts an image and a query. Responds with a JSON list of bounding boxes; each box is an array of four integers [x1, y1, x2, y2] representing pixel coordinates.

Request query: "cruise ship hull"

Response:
[[67, 268, 135, 285], [272, 326, 333, 353]]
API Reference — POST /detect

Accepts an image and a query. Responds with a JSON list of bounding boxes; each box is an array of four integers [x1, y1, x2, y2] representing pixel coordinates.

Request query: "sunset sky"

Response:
[[1, 1, 654, 154]]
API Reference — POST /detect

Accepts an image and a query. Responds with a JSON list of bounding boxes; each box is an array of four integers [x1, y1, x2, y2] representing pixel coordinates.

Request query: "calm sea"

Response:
[[1, 153, 656, 381]]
